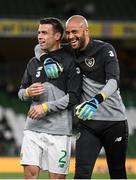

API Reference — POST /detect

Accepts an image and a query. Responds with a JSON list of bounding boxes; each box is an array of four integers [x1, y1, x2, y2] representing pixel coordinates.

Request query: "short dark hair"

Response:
[[40, 17, 64, 39]]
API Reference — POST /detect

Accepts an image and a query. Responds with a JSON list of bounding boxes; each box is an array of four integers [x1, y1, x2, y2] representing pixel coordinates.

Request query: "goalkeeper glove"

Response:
[[75, 93, 106, 120], [43, 57, 63, 79]]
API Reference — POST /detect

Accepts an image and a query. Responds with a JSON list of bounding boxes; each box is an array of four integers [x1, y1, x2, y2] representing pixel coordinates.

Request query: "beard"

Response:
[[78, 36, 86, 50], [75, 31, 86, 50]]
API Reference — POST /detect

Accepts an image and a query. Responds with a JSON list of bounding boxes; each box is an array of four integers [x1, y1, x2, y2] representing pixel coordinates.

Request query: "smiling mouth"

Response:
[[39, 42, 45, 46], [70, 40, 78, 46]]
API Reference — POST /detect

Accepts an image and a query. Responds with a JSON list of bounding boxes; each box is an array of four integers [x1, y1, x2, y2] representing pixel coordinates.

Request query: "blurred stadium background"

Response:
[[0, 0, 136, 178]]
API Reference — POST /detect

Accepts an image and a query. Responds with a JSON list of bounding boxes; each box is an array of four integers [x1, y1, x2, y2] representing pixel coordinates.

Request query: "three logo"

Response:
[[35, 66, 43, 77]]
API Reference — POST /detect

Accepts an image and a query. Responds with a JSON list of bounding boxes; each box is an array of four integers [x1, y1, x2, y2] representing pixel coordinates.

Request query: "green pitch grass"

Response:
[[0, 172, 136, 179]]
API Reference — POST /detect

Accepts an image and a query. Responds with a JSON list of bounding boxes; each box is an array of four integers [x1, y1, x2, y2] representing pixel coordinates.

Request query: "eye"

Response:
[[42, 31, 47, 35], [72, 30, 77, 34], [65, 31, 70, 35]]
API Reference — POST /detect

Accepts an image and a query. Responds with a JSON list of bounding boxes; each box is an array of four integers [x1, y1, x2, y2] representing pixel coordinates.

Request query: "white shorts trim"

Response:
[[20, 130, 72, 174]]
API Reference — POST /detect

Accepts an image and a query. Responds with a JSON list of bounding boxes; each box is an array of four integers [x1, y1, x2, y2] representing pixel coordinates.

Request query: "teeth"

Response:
[[39, 42, 44, 44], [71, 41, 76, 44]]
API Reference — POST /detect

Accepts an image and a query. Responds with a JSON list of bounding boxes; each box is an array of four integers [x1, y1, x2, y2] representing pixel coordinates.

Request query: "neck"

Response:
[[50, 43, 61, 52], [44, 42, 61, 52], [80, 37, 90, 51]]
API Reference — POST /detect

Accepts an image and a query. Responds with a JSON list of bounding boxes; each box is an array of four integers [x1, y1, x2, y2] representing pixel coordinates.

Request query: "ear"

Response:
[[55, 32, 61, 41], [85, 28, 89, 36]]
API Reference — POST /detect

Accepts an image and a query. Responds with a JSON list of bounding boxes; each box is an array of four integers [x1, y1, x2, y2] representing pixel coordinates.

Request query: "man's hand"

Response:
[[75, 98, 99, 120], [43, 57, 63, 79], [26, 83, 45, 97], [28, 103, 47, 119], [34, 44, 63, 79]]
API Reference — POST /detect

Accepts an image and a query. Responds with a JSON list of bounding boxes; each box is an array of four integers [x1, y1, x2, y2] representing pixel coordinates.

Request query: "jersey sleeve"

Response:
[[103, 43, 120, 85], [46, 61, 82, 112], [66, 61, 82, 109], [46, 94, 69, 112], [18, 60, 32, 101]]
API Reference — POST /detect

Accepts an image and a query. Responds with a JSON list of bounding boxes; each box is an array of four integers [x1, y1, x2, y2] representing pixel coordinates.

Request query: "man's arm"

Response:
[[28, 59, 82, 119], [76, 79, 117, 120], [76, 43, 119, 120], [28, 93, 69, 119], [18, 62, 32, 101], [18, 59, 45, 101], [45, 60, 82, 112]]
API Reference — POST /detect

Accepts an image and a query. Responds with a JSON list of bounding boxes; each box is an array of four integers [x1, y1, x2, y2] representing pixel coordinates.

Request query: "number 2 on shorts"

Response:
[[59, 150, 67, 164]]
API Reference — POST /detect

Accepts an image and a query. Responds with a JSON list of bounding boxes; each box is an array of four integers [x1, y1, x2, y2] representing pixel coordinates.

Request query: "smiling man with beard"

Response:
[[65, 15, 128, 179]]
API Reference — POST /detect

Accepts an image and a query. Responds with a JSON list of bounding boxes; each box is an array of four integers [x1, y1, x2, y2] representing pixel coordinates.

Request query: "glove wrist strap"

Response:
[[93, 93, 104, 104]]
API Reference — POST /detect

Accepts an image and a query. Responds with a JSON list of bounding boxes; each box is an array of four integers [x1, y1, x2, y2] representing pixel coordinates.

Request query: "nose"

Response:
[[67, 32, 74, 39], [38, 32, 43, 40]]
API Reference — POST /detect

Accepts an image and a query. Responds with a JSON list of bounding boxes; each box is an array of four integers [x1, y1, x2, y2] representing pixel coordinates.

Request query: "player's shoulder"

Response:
[[93, 39, 114, 50], [93, 40, 117, 60], [61, 43, 75, 56], [29, 57, 37, 63], [27, 57, 38, 69]]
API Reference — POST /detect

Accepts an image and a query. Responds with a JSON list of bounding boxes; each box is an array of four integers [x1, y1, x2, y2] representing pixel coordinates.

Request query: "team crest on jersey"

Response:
[[85, 57, 95, 67]]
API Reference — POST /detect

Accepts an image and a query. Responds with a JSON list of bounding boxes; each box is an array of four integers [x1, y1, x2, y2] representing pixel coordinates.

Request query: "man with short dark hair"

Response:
[[18, 17, 81, 179]]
